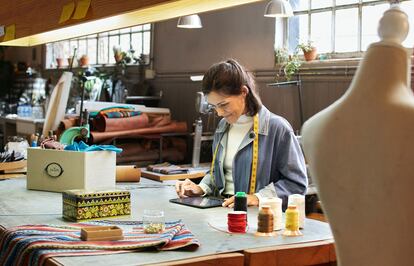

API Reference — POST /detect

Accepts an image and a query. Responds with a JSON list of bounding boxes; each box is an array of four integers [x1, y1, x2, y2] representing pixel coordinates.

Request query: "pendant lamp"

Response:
[[177, 14, 203, 28], [264, 0, 293, 17]]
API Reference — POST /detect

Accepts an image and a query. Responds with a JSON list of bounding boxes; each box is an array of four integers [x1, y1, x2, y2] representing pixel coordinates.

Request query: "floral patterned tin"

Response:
[[63, 189, 131, 221]]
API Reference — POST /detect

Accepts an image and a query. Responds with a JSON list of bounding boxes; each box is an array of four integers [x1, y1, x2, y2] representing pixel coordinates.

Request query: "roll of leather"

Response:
[[148, 113, 171, 127], [116, 165, 141, 182], [90, 121, 188, 143], [93, 113, 149, 132], [59, 118, 78, 131]]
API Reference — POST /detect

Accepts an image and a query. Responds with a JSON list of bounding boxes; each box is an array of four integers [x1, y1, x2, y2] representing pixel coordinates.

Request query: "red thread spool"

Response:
[[228, 211, 247, 233]]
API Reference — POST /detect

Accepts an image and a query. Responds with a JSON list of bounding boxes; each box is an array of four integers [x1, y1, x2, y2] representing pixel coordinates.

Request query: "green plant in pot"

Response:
[[283, 55, 301, 81], [274, 47, 289, 64], [297, 40, 317, 61]]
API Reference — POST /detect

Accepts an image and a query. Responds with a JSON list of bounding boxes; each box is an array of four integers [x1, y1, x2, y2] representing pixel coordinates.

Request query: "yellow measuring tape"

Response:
[[210, 114, 259, 195]]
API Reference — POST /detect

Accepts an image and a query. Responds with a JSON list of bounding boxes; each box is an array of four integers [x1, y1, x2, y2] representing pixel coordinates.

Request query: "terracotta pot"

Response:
[[79, 55, 89, 67], [56, 58, 64, 68], [304, 48, 317, 61], [114, 53, 123, 63]]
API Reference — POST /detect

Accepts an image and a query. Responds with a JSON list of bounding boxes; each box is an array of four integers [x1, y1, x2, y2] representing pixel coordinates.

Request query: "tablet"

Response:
[[169, 197, 224, 209]]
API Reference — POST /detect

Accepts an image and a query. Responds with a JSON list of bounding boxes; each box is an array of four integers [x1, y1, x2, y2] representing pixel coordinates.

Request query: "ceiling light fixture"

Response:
[[177, 14, 203, 28], [264, 0, 293, 18]]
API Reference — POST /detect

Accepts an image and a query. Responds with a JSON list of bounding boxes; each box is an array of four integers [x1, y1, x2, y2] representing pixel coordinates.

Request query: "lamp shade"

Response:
[[264, 0, 293, 18], [177, 14, 203, 28]]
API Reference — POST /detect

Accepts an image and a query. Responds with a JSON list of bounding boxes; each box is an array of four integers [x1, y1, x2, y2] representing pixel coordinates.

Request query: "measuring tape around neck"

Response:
[[210, 114, 259, 195]]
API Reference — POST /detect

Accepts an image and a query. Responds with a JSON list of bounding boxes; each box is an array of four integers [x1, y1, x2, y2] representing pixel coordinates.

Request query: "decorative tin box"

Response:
[[27, 148, 116, 192], [62, 189, 131, 221]]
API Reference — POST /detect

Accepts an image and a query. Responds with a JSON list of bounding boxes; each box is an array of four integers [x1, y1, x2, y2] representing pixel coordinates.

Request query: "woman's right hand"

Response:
[[175, 178, 204, 198]]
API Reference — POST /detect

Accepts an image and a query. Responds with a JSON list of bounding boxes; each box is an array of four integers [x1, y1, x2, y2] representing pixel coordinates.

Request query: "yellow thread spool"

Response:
[[283, 205, 302, 236]]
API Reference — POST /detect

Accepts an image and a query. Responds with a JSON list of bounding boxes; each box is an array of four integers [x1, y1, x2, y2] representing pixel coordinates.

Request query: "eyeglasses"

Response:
[[209, 101, 230, 112]]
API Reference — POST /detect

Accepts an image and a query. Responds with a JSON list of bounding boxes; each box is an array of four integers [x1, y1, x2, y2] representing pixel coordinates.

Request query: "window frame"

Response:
[[45, 24, 152, 69], [282, 0, 411, 60]]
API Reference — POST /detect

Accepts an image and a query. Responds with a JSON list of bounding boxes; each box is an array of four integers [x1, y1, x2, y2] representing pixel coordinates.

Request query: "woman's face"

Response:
[[207, 87, 248, 124]]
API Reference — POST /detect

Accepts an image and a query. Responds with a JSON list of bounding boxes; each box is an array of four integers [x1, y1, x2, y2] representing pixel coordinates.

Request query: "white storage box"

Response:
[[27, 148, 116, 192]]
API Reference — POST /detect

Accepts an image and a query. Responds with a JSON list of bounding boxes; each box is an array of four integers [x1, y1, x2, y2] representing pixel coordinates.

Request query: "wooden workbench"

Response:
[[0, 177, 335, 265]]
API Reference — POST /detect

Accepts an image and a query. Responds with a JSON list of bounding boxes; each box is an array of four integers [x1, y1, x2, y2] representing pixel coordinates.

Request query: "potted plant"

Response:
[[79, 55, 89, 67], [274, 47, 289, 64], [56, 58, 64, 68], [283, 55, 301, 81], [297, 41, 317, 61]]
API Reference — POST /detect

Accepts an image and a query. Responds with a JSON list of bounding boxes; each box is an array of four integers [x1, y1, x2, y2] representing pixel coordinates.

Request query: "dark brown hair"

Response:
[[202, 59, 262, 116]]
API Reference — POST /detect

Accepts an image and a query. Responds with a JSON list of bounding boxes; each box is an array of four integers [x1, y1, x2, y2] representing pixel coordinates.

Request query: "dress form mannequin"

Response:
[[301, 6, 413, 266]]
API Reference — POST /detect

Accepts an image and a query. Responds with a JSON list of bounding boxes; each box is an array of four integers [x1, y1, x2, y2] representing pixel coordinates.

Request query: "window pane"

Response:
[[291, 0, 308, 11], [131, 25, 142, 32], [45, 43, 54, 68], [78, 39, 87, 57], [120, 34, 130, 52], [289, 14, 309, 54], [109, 35, 119, 64], [401, 1, 414, 48], [143, 31, 151, 55], [311, 11, 332, 53], [120, 28, 130, 34], [143, 24, 151, 30], [87, 38, 97, 65], [131, 32, 143, 55], [336, 0, 358, 5], [311, 0, 332, 9], [361, 3, 389, 50], [63, 41, 70, 63], [98, 37, 109, 64], [298, 14, 309, 45], [335, 8, 358, 52], [362, 0, 377, 2]]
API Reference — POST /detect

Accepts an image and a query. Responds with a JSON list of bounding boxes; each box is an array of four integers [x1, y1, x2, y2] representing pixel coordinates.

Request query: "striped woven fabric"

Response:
[[0, 220, 199, 266], [97, 107, 141, 119], [103, 111, 142, 119]]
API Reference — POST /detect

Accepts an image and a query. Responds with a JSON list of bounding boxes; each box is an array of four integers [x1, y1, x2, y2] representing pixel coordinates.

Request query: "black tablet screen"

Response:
[[169, 197, 223, 209]]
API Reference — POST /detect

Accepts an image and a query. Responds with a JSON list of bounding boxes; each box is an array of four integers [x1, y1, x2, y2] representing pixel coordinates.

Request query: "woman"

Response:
[[175, 59, 307, 209]]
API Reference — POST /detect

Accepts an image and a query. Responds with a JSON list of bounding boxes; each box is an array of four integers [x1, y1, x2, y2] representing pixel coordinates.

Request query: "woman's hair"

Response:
[[202, 59, 262, 116]]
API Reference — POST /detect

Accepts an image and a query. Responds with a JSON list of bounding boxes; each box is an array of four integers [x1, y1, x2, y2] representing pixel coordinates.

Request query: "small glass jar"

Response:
[[143, 209, 165, 234]]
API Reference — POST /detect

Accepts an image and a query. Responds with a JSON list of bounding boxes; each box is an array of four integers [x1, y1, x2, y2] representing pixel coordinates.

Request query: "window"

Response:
[[283, 0, 413, 57], [45, 24, 151, 69]]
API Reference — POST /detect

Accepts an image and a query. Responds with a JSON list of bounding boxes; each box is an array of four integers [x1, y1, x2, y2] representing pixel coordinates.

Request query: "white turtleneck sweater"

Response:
[[223, 114, 253, 195]]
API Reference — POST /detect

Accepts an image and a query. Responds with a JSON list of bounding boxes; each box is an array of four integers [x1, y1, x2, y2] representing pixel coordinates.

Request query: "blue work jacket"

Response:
[[199, 106, 308, 208]]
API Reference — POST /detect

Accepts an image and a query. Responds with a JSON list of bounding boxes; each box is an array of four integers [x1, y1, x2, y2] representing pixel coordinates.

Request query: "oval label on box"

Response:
[[45, 162, 64, 178]]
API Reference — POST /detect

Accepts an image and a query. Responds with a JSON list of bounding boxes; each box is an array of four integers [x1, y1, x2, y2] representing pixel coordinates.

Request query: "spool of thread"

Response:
[[227, 211, 247, 233], [257, 205, 274, 234], [234, 191, 247, 212], [288, 194, 305, 228], [283, 205, 302, 236], [259, 197, 283, 230]]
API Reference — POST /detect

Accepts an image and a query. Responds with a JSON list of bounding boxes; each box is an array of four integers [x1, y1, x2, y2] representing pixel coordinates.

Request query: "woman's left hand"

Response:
[[222, 194, 259, 208]]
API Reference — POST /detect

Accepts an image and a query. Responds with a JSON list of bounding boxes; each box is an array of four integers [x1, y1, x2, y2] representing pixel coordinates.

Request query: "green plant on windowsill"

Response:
[[274, 47, 289, 64], [297, 40, 314, 53], [297, 40, 318, 61], [275, 54, 301, 81]]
